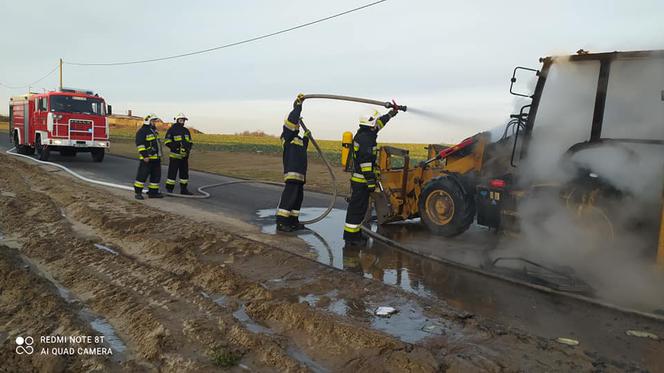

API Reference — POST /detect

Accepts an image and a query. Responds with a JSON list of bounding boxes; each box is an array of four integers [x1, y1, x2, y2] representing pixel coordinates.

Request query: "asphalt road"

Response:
[[3, 139, 664, 370]]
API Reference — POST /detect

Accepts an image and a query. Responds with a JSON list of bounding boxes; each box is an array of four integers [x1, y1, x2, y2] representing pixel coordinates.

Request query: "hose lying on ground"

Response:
[[6, 135, 337, 225]]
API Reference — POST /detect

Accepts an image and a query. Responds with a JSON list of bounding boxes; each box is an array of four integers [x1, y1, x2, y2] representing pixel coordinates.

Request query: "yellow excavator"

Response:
[[341, 49, 664, 266]]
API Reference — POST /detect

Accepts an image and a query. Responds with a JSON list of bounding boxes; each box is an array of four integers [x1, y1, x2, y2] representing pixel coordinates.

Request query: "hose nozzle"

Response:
[[385, 102, 407, 112]]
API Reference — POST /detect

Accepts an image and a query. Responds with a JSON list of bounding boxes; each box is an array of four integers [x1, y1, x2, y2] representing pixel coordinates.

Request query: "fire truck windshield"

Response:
[[50, 95, 105, 116]]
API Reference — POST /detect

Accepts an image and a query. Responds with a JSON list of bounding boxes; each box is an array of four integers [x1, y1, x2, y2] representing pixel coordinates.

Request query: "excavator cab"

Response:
[[481, 49, 664, 261]]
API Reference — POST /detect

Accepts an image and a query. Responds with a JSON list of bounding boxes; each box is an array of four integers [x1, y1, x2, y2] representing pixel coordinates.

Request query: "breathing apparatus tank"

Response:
[[341, 131, 353, 172]]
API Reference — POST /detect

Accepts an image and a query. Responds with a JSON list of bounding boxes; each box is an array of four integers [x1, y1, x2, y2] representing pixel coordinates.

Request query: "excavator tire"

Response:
[[419, 175, 475, 237]]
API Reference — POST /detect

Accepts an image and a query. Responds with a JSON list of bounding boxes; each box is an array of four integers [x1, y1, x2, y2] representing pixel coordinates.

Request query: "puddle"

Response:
[[367, 300, 453, 343], [287, 345, 328, 373], [256, 208, 345, 267], [18, 255, 128, 362], [93, 243, 119, 256], [232, 304, 274, 335], [213, 294, 228, 306], [80, 307, 128, 358], [328, 299, 348, 317], [298, 294, 320, 306]]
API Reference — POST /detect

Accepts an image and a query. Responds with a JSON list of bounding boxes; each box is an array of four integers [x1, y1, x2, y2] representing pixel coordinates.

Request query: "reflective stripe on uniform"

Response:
[[290, 210, 300, 217], [184, 135, 192, 142], [163, 139, 172, 144], [134, 181, 144, 188], [148, 183, 160, 189], [359, 162, 372, 172], [277, 209, 291, 217], [148, 155, 159, 160], [291, 138, 303, 146], [165, 179, 176, 186], [173, 135, 182, 141], [344, 223, 361, 233], [137, 146, 146, 151], [146, 134, 156, 141], [376, 119, 385, 129], [169, 153, 184, 159], [179, 179, 188, 185], [353, 141, 360, 152], [350, 173, 367, 183], [284, 172, 305, 181], [284, 120, 299, 131]]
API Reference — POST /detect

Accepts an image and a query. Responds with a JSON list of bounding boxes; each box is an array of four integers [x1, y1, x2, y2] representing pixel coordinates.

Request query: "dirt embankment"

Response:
[[0, 153, 629, 372]]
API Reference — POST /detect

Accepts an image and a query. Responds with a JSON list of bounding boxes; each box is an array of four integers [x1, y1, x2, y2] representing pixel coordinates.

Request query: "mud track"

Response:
[[0, 153, 637, 372]]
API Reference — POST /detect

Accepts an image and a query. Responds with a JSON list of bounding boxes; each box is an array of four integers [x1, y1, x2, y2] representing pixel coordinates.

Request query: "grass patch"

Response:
[[210, 348, 242, 368]]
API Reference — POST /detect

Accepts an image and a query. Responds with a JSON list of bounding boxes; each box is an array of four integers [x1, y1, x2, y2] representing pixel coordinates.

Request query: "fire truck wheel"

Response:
[[419, 176, 475, 237], [91, 148, 105, 162], [13, 133, 31, 155], [35, 136, 50, 161]]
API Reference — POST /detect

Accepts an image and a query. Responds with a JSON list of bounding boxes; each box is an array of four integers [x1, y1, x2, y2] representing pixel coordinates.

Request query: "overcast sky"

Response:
[[1, 0, 662, 143]]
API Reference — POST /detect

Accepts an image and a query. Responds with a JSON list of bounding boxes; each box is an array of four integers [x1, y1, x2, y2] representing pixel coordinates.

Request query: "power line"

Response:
[[65, 0, 388, 66], [0, 64, 59, 90]]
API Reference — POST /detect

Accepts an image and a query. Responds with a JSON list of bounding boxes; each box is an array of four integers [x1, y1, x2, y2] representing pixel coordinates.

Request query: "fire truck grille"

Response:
[[69, 120, 93, 131]]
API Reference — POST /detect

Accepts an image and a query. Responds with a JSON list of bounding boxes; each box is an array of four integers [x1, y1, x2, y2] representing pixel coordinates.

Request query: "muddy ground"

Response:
[[0, 153, 644, 372]]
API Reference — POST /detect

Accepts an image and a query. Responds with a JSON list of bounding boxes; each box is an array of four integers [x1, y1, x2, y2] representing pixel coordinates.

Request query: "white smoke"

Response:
[[494, 55, 664, 311]]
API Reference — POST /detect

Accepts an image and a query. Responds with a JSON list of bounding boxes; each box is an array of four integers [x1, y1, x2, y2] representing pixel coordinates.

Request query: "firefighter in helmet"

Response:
[[134, 113, 164, 199], [276, 93, 311, 232], [343, 105, 399, 245], [164, 113, 194, 195]]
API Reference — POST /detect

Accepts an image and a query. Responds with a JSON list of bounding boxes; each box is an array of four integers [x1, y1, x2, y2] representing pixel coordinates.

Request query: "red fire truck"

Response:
[[9, 88, 111, 162]]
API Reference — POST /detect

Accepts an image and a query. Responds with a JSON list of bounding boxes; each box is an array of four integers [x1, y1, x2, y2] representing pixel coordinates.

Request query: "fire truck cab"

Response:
[[9, 88, 111, 162]]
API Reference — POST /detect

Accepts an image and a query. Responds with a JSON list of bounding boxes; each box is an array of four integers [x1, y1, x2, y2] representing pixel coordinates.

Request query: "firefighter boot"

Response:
[[276, 216, 296, 233], [344, 236, 368, 247], [134, 185, 144, 200], [165, 185, 175, 194], [147, 191, 164, 198], [180, 185, 193, 195], [290, 218, 308, 231]]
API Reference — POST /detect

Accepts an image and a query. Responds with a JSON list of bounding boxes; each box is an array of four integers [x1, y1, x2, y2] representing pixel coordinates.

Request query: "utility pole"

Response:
[[59, 58, 63, 90]]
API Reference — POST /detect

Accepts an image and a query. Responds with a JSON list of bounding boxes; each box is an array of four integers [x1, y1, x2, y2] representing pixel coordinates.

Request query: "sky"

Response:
[[0, 0, 662, 143]]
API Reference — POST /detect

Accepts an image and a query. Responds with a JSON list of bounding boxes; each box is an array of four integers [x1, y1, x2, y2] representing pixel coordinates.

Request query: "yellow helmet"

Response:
[[359, 110, 380, 127]]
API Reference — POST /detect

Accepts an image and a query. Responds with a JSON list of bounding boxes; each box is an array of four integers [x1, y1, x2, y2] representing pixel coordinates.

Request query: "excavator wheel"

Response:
[[419, 176, 475, 237]]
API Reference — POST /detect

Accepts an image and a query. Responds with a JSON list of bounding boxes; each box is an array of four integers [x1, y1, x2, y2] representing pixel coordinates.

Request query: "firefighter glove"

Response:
[[293, 93, 305, 108], [389, 100, 399, 117]]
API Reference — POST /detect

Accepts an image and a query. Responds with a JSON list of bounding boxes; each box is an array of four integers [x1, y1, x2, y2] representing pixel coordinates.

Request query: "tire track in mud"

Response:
[[0, 154, 633, 372]]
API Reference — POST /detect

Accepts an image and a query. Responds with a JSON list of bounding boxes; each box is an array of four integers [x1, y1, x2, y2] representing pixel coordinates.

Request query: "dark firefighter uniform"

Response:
[[343, 110, 397, 243], [134, 115, 163, 199], [164, 115, 193, 195], [276, 97, 310, 232]]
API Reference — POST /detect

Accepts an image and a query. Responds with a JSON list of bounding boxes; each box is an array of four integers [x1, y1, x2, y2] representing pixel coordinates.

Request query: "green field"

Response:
[[109, 125, 432, 162]]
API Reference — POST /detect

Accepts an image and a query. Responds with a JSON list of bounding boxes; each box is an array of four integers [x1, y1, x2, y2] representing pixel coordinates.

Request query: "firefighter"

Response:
[[164, 113, 194, 195], [134, 114, 164, 200], [343, 106, 399, 245], [276, 94, 311, 232]]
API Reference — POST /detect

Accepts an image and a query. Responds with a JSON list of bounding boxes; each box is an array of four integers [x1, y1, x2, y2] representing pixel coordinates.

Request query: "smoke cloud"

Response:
[[493, 55, 664, 311]]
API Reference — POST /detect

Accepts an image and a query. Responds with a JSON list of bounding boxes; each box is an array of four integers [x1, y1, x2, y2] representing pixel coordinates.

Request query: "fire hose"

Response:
[[5, 94, 406, 226]]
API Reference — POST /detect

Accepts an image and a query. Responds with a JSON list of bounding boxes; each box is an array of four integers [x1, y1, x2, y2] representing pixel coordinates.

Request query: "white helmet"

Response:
[[174, 113, 188, 121], [143, 113, 160, 125], [359, 110, 380, 128]]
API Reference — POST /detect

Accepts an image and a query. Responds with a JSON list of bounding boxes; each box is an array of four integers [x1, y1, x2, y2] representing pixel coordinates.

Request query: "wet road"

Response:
[[3, 140, 664, 370]]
